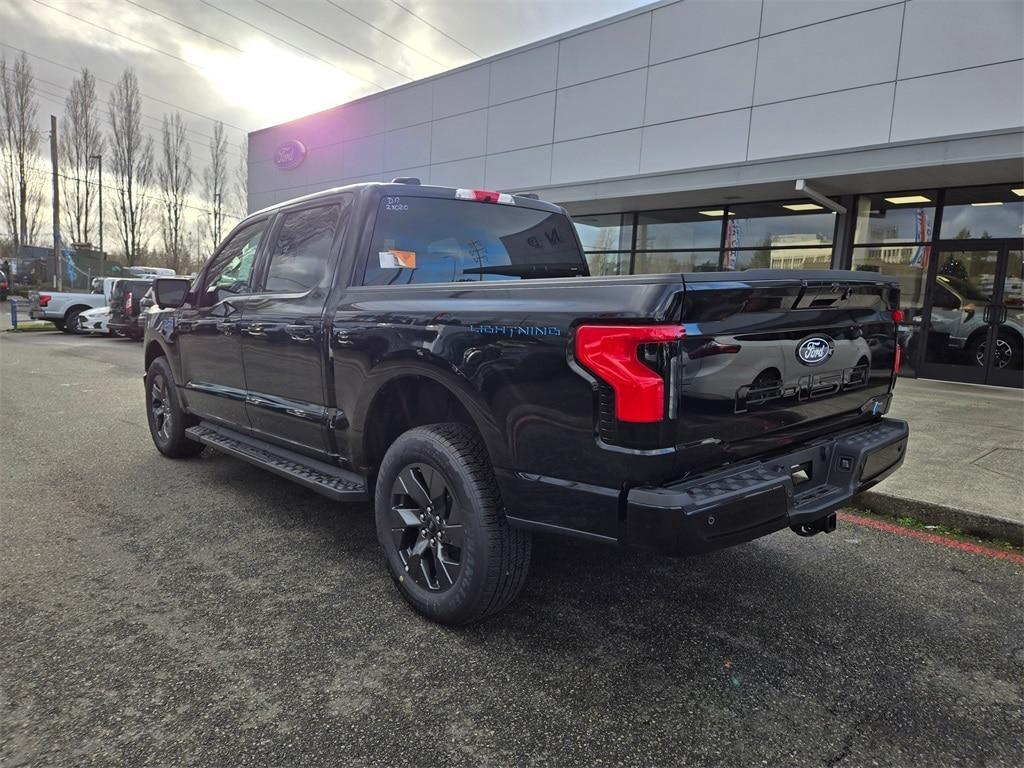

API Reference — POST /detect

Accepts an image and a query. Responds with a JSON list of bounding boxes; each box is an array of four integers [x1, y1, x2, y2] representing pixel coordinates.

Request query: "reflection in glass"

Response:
[[585, 252, 630, 276], [573, 213, 633, 252], [729, 201, 836, 248], [939, 185, 1024, 240], [636, 209, 722, 250], [854, 192, 936, 244], [633, 251, 720, 274], [922, 250, 1001, 370]]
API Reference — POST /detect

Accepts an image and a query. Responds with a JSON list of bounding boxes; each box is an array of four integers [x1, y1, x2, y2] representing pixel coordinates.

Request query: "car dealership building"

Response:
[[247, 0, 1023, 388]]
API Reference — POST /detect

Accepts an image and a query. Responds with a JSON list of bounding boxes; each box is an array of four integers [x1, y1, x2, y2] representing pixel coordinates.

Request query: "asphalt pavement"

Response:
[[1, 326, 1022, 768]]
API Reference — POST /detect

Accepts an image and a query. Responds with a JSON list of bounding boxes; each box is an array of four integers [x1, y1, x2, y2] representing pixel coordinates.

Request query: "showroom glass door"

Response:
[[915, 240, 1023, 388]]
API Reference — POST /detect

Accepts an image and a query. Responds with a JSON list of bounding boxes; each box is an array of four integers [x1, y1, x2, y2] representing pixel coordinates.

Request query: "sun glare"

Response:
[[183, 39, 374, 127]]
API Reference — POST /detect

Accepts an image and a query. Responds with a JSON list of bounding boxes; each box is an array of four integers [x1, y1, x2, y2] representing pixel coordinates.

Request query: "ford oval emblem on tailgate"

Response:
[[796, 336, 834, 366]]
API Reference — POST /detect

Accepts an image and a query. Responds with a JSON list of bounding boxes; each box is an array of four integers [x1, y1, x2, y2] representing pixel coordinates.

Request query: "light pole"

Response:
[[213, 192, 222, 245], [90, 153, 103, 278]]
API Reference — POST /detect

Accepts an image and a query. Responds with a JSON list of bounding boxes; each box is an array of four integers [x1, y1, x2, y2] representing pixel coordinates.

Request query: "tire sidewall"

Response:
[[145, 357, 195, 456], [374, 429, 492, 624]]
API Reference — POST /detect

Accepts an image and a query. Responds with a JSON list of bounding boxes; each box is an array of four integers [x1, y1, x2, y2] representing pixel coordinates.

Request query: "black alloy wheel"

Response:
[[150, 370, 173, 443], [389, 463, 464, 592]]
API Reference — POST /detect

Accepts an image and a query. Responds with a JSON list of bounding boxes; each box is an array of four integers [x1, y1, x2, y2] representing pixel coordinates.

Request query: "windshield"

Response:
[[362, 196, 587, 286]]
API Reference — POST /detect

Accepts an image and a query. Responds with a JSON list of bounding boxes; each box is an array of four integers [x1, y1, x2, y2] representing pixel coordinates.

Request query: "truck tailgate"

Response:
[[670, 271, 899, 469]]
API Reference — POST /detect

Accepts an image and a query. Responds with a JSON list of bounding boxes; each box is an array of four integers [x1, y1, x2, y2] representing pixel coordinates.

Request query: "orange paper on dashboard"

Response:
[[379, 249, 417, 268]]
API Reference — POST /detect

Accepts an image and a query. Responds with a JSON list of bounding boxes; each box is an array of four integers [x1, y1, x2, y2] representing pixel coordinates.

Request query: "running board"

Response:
[[186, 423, 367, 502]]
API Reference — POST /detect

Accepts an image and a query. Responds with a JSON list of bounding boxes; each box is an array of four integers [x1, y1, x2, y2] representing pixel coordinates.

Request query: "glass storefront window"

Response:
[[728, 247, 833, 271], [854, 191, 937, 244], [852, 245, 930, 316], [584, 251, 630, 276], [573, 213, 633, 253], [729, 201, 836, 249], [635, 209, 722, 250], [939, 184, 1024, 240], [633, 251, 720, 274]]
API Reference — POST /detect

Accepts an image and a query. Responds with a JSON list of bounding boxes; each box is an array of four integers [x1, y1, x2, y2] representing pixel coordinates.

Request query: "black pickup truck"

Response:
[[143, 181, 908, 624]]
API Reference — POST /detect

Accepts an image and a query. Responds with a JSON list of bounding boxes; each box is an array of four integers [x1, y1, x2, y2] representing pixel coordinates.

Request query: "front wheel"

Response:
[[374, 423, 532, 625], [145, 357, 202, 458]]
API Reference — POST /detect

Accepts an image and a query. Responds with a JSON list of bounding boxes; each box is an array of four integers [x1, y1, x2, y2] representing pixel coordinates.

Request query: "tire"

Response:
[[967, 332, 1022, 370], [51, 320, 65, 332], [145, 356, 203, 458], [63, 309, 83, 334], [374, 423, 532, 625]]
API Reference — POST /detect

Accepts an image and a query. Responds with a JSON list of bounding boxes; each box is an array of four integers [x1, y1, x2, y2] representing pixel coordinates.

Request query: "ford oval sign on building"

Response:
[[796, 336, 835, 366], [274, 140, 307, 170]]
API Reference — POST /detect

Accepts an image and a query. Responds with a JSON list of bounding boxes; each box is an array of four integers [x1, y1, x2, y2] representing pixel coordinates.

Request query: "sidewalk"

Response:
[[858, 377, 1024, 542]]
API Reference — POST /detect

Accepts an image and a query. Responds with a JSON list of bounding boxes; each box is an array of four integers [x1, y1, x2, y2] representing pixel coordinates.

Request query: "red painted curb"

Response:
[[838, 512, 1024, 565]]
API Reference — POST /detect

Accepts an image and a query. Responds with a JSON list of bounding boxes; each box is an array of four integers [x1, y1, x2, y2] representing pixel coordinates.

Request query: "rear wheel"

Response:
[[145, 357, 202, 458], [63, 309, 83, 334], [374, 423, 532, 625]]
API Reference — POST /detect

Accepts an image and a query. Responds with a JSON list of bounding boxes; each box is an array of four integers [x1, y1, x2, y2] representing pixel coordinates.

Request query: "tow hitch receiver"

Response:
[[792, 512, 837, 537]]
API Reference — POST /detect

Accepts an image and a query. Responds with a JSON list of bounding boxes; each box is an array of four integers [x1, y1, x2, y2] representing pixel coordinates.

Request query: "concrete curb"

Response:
[[856, 490, 1024, 544]]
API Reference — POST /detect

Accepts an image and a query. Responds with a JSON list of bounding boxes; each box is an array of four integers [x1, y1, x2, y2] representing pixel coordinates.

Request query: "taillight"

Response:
[[38, 293, 51, 307], [892, 309, 905, 324], [455, 188, 515, 205], [575, 324, 685, 422], [126, 292, 133, 313], [894, 343, 903, 374]]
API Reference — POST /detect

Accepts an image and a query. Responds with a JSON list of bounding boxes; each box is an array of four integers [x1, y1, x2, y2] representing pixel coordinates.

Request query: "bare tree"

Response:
[[157, 112, 192, 273], [202, 120, 227, 253], [232, 134, 248, 221], [0, 52, 40, 249], [108, 68, 154, 265], [59, 68, 103, 247]]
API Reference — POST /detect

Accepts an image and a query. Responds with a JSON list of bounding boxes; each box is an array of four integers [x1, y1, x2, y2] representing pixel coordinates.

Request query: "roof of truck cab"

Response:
[[247, 182, 565, 220]]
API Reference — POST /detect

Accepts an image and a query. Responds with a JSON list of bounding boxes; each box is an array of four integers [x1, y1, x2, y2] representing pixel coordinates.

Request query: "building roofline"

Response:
[[249, 0, 674, 137]]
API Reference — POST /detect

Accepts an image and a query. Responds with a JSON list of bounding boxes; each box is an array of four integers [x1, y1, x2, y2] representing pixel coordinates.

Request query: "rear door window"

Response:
[[362, 196, 587, 286], [262, 203, 344, 293]]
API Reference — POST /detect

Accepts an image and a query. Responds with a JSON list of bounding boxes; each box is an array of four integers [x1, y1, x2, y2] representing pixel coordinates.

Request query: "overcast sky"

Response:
[[2, 0, 651, 159]]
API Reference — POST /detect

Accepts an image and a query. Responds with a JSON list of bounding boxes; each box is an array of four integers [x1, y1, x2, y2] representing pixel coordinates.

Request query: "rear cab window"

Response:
[[361, 195, 588, 286]]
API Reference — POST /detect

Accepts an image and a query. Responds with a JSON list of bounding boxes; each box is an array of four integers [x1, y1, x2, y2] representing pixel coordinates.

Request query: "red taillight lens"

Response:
[[892, 309, 905, 324], [894, 343, 903, 374], [126, 292, 133, 312], [38, 293, 51, 307], [575, 324, 685, 422]]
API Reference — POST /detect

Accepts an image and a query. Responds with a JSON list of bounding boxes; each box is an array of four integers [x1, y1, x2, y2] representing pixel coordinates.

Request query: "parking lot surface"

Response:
[[1, 329, 1022, 767]]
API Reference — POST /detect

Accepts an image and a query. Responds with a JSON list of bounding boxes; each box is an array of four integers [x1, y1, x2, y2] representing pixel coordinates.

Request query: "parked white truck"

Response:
[[28, 278, 117, 332]]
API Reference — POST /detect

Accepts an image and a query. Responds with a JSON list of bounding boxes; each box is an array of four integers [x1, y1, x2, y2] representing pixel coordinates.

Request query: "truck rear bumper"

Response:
[[624, 418, 909, 555]]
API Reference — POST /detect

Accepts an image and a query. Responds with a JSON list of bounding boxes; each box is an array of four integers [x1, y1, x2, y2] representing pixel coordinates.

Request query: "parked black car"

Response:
[[143, 181, 909, 625], [0, 269, 8, 301], [108, 278, 153, 339]]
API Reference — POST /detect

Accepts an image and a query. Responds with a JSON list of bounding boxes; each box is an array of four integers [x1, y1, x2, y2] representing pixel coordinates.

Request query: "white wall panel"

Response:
[[551, 130, 641, 184], [898, 0, 1024, 79], [487, 92, 555, 154], [431, 110, 488, 164], [641, 110, 751, 173], [432, 65, 491, 119], [339, 97, 386, 141], [650, 0, 762, 63], [385, 82, 433, 131], [340, 133, 384, 178], [430, 157, 486, 188], [645, 42, 758, 124], [556, 13, 651, 88], [754, 4, 903, 103], [749, 83, 894, 158], [554, 70, 647, 143], [891, 60, 1024, 141], [384, 123, 432, 171], [485, 146, 553, 189], [489, 43, 558, 104], [760, 0, 897, 36]]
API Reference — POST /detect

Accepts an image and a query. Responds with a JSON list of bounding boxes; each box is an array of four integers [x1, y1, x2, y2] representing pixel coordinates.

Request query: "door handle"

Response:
[[216, 320, 237, 335], [245, 322, 266, 337], [286, 324, 315, 342], [177, 319, 195, 333]]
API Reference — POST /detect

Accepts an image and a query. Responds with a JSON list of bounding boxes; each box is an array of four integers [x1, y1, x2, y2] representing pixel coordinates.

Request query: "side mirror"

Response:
[[153, 277, 191, 309]]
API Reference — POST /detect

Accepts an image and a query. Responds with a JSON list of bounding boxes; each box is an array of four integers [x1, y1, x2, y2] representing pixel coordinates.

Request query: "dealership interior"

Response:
[[574, 182, 1024, 389]]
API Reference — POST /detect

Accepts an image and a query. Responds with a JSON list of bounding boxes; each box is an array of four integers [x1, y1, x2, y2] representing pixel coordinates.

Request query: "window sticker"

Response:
[[379, 249, 417, 269]]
